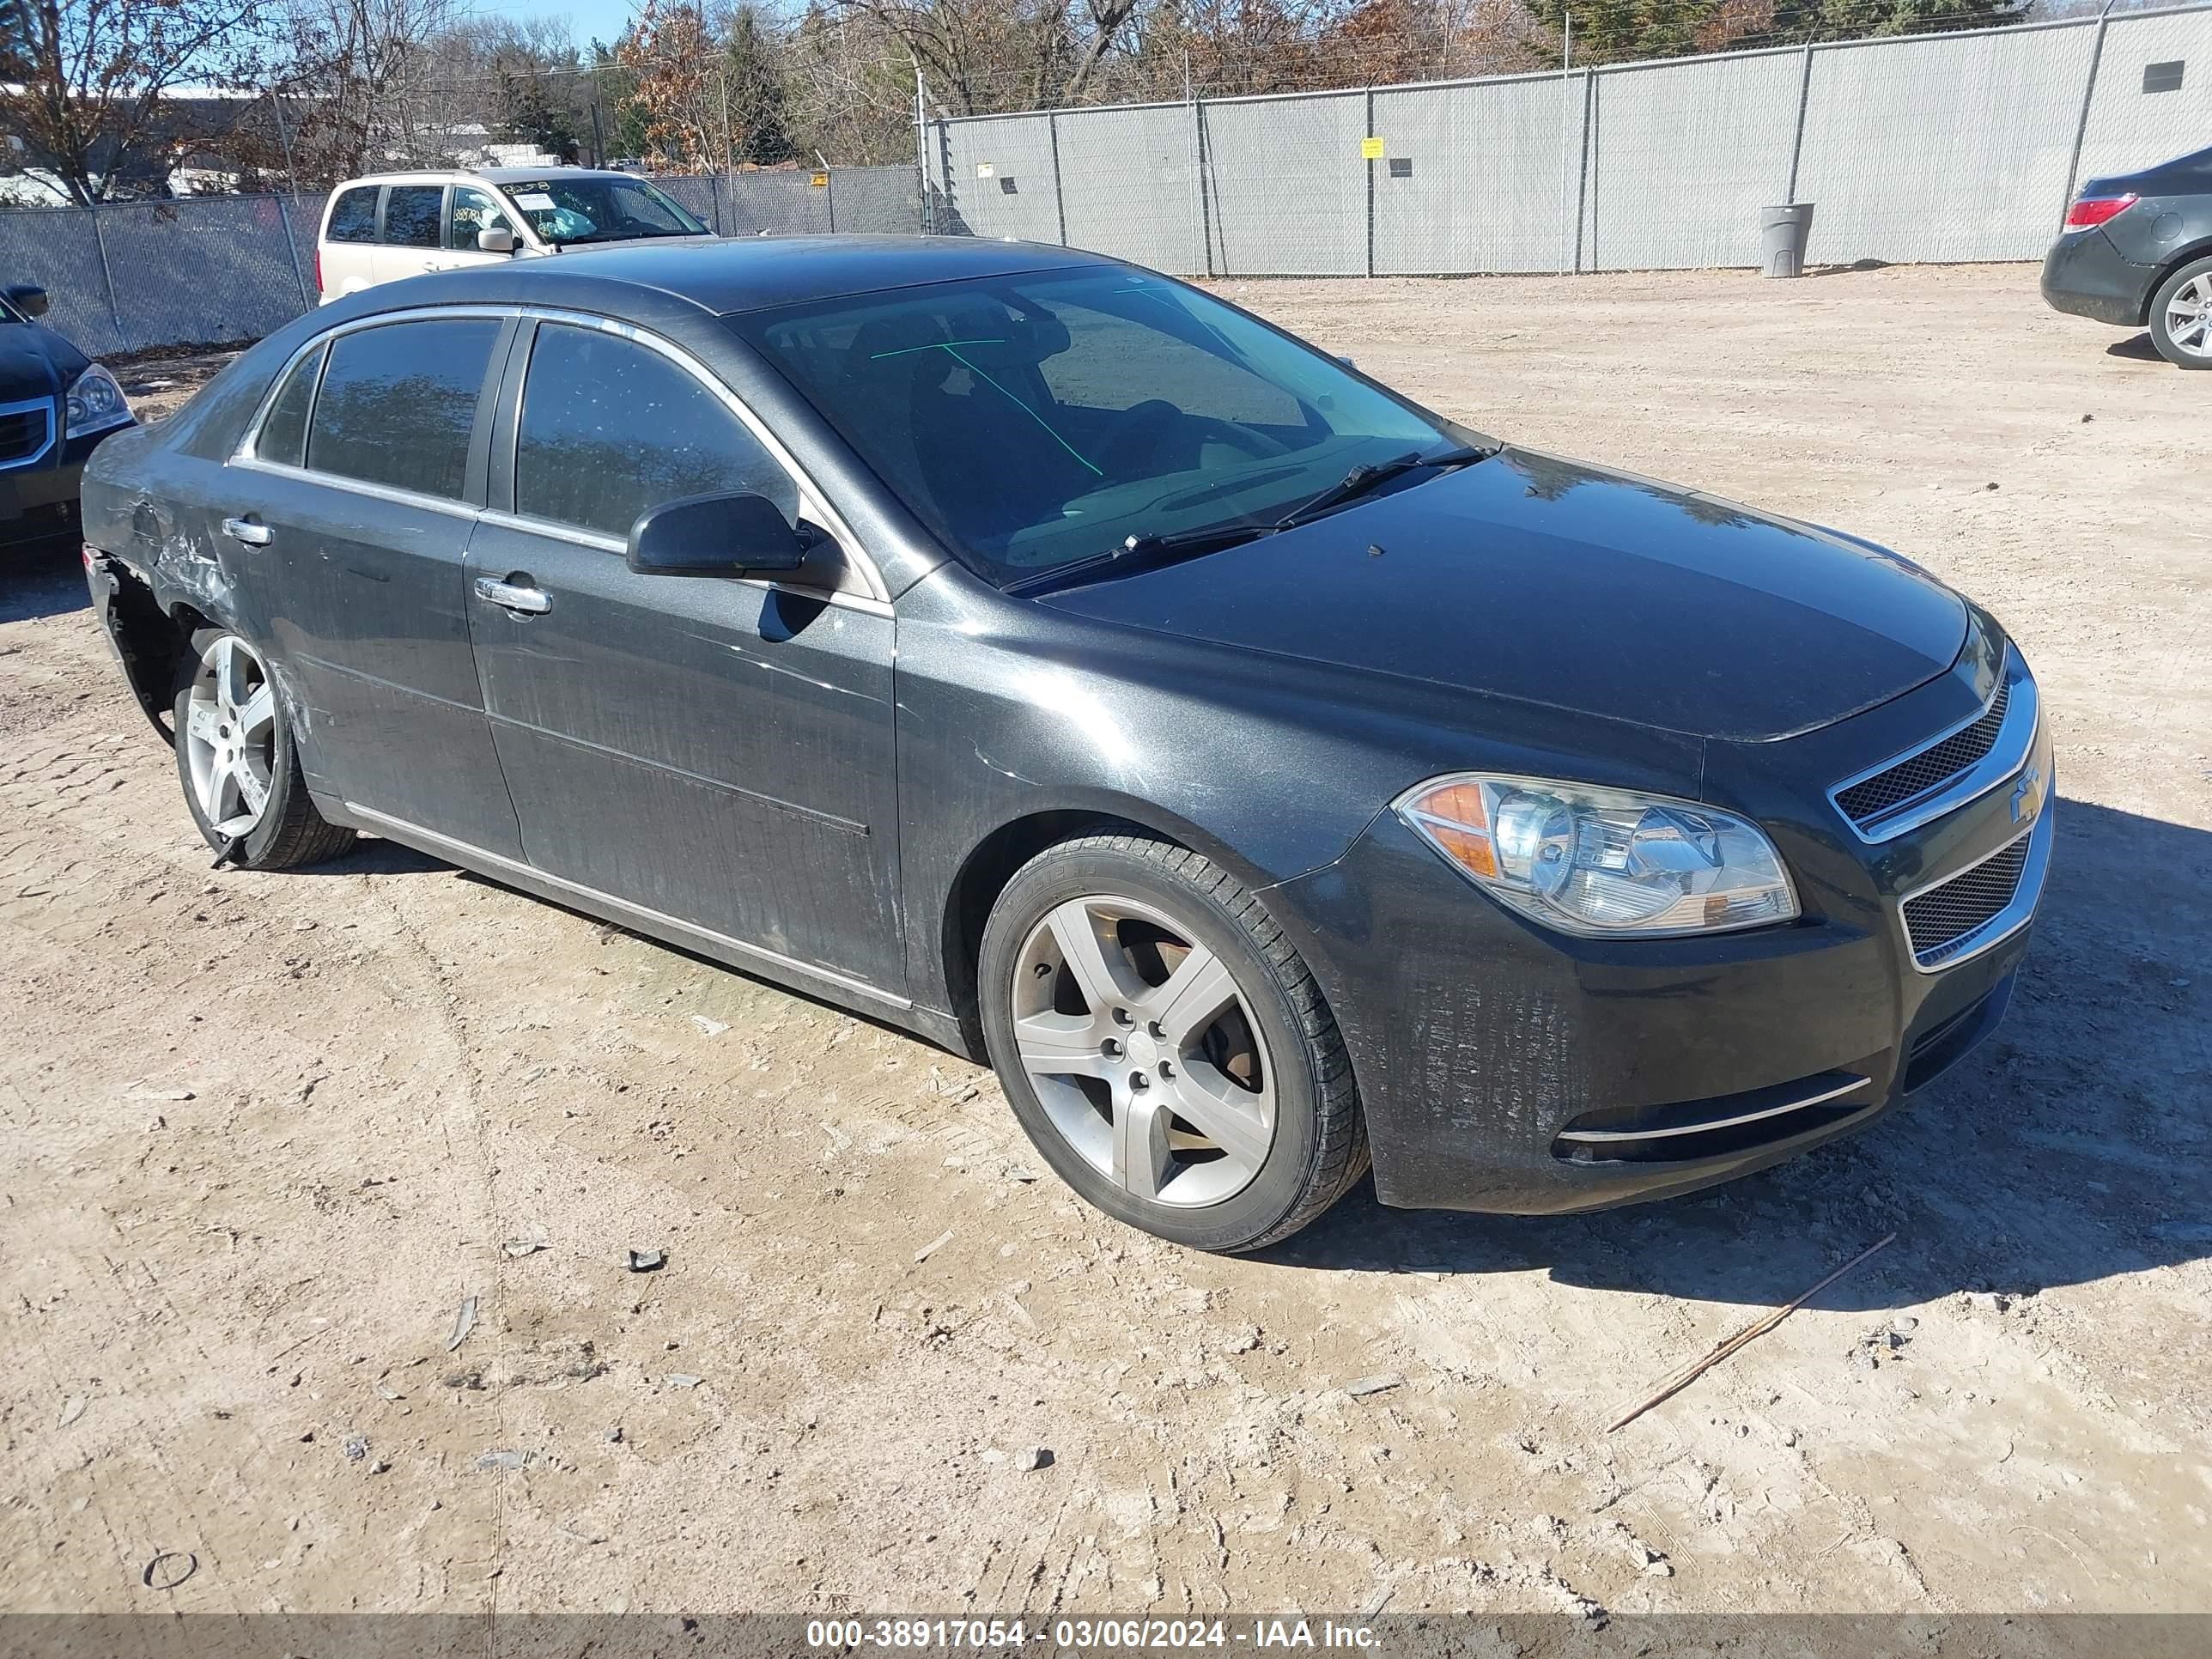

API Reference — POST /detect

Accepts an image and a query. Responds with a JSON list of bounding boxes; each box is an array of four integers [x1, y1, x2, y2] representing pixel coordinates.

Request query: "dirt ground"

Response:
[[3, 266, 2209, 1621]]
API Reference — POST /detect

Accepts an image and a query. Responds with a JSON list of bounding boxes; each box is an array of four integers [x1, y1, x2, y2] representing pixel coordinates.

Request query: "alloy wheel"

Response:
[[2164, 274, 2212, 360], [183, 635, 276, 840], [1011, 894, 1277, 1207]]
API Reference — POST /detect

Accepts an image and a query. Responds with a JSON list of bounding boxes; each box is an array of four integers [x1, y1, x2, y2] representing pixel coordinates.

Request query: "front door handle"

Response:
[[222, 516, 271, 546], [474, 575, 550, 615]]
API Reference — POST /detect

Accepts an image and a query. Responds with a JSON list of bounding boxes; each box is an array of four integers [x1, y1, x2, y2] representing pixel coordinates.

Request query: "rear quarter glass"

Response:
[[325, 187, 378, 243]]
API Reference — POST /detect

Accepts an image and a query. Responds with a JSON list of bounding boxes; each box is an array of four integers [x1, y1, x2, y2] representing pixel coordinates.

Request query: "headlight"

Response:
[[66, 364, 132, 436], [1395, 773, 1798, 938]]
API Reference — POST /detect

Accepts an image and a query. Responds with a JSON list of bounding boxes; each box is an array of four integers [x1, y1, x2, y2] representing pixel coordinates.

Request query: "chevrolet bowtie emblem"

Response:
[[2010, 765, 2045, 824]]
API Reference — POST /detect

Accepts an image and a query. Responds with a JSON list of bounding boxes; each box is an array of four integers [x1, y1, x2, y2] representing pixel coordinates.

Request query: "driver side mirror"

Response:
[[627, 491, 807, 578], [5, 283, 49, 319], [477, 227, 517, 254]]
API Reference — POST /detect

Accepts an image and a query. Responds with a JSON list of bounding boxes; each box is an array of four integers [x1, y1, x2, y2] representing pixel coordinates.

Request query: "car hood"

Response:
[[0, 322, 82, 400], [1036, 447, 1967, 743]]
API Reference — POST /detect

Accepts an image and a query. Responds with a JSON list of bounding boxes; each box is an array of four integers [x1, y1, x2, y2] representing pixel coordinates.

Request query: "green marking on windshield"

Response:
[[869, 337, 1007, 360], [942, 346, 1104, 478]]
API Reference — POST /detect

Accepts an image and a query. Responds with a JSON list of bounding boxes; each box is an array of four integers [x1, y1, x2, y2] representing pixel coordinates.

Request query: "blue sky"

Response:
[[474, 0, 640, 52]]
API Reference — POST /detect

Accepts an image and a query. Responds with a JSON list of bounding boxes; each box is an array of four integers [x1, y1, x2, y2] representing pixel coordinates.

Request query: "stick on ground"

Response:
[[1605, 1232, 1898, 1434]]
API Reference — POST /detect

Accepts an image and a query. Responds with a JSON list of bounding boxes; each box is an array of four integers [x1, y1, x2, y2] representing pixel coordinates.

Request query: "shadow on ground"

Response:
[[1274, 795, 2212, 1310], [1, 538, 94, 623]]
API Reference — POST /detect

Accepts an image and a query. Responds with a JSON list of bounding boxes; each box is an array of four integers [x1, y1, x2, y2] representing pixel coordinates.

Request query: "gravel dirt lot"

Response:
[[3, 266, 2208, 1621]]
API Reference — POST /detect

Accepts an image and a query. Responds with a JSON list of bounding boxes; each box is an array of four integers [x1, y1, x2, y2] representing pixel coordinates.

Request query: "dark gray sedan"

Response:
[[80, 239, 2051, 1251], [2043, 143, 2212, 367]]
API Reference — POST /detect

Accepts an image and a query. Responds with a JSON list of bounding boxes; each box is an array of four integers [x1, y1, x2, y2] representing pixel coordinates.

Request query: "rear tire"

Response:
[[173, 627, 356, 871], [2148, 255, 2212, 368], [978, 831, 1367, 1253]]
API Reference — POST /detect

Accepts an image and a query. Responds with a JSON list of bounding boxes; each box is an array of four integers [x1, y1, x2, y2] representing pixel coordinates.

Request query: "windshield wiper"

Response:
[[1006, 521, 1272, 597], [1006, 442, 1497, 598], [1273, 444, 1495, 532]]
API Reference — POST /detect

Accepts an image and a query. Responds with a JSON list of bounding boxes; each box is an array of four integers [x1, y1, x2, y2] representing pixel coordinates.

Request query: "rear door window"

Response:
[[254, 342, 325, 467], [513, 323, 795, 539], [325, 187, 378, 244], [381, 185, 443, 248], [306, 319, 499, 501]]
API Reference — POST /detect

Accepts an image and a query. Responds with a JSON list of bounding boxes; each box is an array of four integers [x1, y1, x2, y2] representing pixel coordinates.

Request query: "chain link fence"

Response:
[[926, 3, 2212, 277], [0, 166, 920, 356]]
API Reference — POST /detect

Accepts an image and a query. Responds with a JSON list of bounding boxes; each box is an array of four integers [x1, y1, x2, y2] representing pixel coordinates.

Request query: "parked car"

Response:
[[80, 239, 2051, 1251], [2043, 143, 2212, 368], [315, 167, 713, 301], [1, 281, 135, 549]]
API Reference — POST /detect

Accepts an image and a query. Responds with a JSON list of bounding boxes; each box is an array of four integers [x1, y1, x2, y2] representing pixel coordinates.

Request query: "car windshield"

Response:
[[501, 177, 707, 246], [734, 268, 1473, 585]]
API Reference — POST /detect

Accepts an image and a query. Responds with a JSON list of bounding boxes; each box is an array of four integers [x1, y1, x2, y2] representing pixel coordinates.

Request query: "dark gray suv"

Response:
[[2043, 143, 2212, 368]]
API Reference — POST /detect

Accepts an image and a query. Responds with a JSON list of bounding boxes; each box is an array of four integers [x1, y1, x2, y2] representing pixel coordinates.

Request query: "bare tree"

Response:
[[1, 0, 274, 204], [278, 0, 468, 179]]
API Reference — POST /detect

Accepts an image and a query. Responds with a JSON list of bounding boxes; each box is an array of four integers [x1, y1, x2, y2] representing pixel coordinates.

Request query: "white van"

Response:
[[315, 168, 714, 301]]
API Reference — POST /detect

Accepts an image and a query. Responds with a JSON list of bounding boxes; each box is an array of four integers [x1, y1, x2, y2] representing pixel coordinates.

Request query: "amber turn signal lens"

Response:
[[1403, 781, 1498, 878]]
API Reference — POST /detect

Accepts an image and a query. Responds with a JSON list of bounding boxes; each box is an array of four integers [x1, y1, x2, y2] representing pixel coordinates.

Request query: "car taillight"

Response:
[[2064, 193, 2138, 230], [313, 245, 323, 296]]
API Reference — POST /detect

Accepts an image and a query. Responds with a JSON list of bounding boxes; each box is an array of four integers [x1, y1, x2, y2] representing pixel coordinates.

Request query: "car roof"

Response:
[[335, 167, 638, 188], [329, 234, 1122, 320]]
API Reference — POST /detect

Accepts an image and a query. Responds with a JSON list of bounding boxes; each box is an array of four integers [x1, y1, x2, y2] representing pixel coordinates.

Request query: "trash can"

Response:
[[1759, 203, 1815, 278]]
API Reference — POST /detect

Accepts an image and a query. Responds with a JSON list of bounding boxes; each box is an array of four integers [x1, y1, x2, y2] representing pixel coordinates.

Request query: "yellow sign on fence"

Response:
[[811, 172, 830, 187], [1359, 136, 1385, 161]]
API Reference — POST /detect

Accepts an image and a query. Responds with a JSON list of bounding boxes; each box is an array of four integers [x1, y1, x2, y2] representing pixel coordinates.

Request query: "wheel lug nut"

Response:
[[1146, 1019, 1166, 1040], [1129, 1073, 1149, 1091], [1100, 1037, 1121, 1058], [1111, 1007, 1133, 1027]]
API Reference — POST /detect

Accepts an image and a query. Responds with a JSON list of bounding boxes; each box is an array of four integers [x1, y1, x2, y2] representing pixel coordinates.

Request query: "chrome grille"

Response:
[[1903, 833, 2032, 968], [1837, 678, 2009, 827], [0, 402, 52, 467]]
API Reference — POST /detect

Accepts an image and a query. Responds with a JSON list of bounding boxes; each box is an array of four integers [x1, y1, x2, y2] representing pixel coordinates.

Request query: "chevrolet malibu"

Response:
[[80, 239, 2052, 1252]]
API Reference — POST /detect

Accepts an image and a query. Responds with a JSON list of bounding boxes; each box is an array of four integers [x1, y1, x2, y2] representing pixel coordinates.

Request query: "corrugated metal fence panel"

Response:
[[1586, 51, 1803, 270], [0, 207, 126, 356], [1058, 104, 1202, 272], [1795, 25, 2100, 264], [100, 195, 311, 349], [939, 115, 1062, 243], [2075, 8, 2212, 185], [1203, 92, 1368, 276], [1373, 76, 1584, 274]]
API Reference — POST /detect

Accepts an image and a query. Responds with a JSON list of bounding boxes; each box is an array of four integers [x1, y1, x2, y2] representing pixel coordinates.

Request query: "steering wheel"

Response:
[[1102, 401, 1291, 477]]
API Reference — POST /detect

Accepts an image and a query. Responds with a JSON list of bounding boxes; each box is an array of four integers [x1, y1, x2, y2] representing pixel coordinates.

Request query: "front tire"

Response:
[[2148, 255, 2212, 368], [978, 831, 1367, 1252], [173, 628, 356, 870]]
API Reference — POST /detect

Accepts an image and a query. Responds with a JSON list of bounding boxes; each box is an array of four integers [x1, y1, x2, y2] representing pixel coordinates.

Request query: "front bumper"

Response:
[[1270, 644, 2052, 1216], [0, 457, 86, 544], [1, 419, 131, 547], [2041, 229, 2154, 327]]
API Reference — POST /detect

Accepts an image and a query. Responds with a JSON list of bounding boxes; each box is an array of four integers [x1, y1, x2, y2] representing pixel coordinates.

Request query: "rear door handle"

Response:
[[474, 575, 550, 615], [222, 516, 270, 546]]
